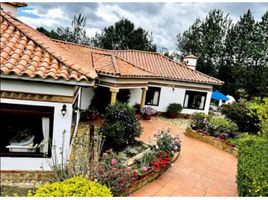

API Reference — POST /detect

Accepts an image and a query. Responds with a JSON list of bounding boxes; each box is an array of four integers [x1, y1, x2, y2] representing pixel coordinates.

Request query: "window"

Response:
[[183, 90, 207, 110], [145, 87, 161, 106], [0, 103, 54, 157]]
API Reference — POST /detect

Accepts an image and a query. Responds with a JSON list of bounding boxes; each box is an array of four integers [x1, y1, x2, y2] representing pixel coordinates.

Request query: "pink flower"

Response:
[[102, 152, 108, 157], [127, 167, 131, 171], [111, 159, 117, 165], [109, 148, 113, 153], [143, 166, 148, 172]]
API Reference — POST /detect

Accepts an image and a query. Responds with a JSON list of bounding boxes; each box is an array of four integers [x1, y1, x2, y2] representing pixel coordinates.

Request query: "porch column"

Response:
[[140, 87, 148, 109], [110, 87, 119, 105]]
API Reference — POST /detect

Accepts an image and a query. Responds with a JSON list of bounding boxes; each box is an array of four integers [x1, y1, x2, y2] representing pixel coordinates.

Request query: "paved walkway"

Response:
[[130, 117, 237, 197]]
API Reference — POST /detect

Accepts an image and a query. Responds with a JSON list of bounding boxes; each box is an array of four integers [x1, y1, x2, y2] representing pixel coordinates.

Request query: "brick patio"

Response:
[[130, 117, 237, 197]]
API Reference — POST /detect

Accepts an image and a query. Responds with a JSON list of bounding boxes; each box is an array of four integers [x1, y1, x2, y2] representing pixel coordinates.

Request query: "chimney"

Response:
[[183, 53, 198, 70], [0, 2, 27, 18]]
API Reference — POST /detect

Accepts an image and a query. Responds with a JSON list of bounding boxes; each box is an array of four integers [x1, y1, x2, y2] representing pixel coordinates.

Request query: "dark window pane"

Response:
[[145, 87, 161, 106], [183, 91, 207, 110]]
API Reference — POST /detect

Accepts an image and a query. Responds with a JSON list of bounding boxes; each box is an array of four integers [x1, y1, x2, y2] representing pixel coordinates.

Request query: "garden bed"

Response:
[[121, 151, 180, 196], [184, 127, 238, 157]]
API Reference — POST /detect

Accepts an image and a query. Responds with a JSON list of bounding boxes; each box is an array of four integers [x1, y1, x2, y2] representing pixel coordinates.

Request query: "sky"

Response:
[[17, 2, 268, 51]]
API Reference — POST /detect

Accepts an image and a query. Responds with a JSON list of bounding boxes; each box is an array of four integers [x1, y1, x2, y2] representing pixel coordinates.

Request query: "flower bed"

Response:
[[184, 127, 238, 156]]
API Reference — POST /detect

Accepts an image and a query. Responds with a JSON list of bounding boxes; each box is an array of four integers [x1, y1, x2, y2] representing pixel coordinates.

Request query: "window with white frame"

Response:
[[0, 103, 54, 157], [183, 90, 207, 110], [145, 87, 161, 106]]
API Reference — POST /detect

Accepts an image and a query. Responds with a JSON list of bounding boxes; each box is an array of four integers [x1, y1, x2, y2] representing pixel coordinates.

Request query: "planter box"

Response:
[[6, 144, 38, 153], [166, 112, 177, 119], [184, 128, 238, 157]]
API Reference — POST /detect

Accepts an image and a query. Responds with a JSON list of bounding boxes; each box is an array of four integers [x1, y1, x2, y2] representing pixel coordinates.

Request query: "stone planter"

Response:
[[184, 127, 238, 157], [166, 112, 177, 119]]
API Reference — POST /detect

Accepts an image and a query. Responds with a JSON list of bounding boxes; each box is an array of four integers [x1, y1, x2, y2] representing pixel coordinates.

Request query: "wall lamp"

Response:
[[61, 104, 67, 117]]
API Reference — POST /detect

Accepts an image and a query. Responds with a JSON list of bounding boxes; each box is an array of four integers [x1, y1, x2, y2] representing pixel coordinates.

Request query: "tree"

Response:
[[177, 9, 268, 100], [37, 14, 91, 45], [177, 9, 231, 76], [92, 19, 156, 51], [222, 10, 268, 99]]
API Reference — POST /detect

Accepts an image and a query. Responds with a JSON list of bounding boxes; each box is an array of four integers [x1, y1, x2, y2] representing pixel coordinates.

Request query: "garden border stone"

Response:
[[122, 151, 180, 196], [184, 127, 238, 157]]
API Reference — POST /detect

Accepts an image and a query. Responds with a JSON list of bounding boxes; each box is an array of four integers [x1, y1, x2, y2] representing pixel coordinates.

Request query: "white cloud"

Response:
[[19, 2, 268, 50]]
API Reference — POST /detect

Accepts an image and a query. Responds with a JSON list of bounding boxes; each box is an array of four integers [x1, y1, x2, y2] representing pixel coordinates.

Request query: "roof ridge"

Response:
[[112, 49, 160, 55], [111, 54, 121, 75], [0, 10, 97, 80]]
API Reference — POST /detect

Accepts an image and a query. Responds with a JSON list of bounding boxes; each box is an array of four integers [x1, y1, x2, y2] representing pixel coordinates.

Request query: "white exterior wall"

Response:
[[1, 79, 76, 96], [129, 84, 212, 114], [1, 79, 76, 171], [1, 99, 73, 171], [80, 87, 95, 110]]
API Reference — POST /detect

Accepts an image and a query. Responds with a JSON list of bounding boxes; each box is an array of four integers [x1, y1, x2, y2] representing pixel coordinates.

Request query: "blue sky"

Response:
[[18, 2, 268, 50]]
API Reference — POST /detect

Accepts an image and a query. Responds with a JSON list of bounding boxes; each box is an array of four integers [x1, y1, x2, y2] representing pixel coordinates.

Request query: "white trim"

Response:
[[1, 74, 95, 87]]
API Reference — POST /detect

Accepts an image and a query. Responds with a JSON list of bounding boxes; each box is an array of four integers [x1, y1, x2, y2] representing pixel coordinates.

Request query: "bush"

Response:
[[154, 129, 181, 157], [236, 136, 268, 196], [166, 103, 182, 114], [191, 112, 210, 130], [208, 116, 239, 138], [221, 102, 260, 134], [29, 177, 112, 197], [100, 103, 142, 151], [94, 150, 138, 196], [248, 98, 268, 137]]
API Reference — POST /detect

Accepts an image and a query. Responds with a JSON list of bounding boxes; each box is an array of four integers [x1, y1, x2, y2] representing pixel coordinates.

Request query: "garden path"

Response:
[[130, 117, 237, 197]]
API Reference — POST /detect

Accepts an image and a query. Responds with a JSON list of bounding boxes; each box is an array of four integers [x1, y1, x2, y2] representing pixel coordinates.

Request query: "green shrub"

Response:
[[100, 102, 142, 151], [191, 112, 210, 130], [166, 103, 182, 114], [221, 102, 260, 133], [248, 98, 268, 137], [208, 116, 238, 138], [29, 177, 112, 197], [236, 136, 268, 196]]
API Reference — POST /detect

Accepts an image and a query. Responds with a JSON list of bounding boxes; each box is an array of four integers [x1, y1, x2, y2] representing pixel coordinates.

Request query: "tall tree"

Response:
[[37, 14, 91, 45], [92, 19, 156, 51], [177, 9, 231, 76], [222, 10, 268, 99]]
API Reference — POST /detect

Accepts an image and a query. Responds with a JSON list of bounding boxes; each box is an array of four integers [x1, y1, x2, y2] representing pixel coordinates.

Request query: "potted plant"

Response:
[[166, 103, 182, 118], [140, 107, 157, 120]]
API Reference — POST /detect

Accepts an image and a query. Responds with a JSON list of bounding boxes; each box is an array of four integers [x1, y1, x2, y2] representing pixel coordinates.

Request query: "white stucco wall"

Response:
[[1, 79, 76, 97], [0, 98, 73, 171], [0, 79, 76, 171], [129, 84, 212, 114], [80, 87, 95, 110]]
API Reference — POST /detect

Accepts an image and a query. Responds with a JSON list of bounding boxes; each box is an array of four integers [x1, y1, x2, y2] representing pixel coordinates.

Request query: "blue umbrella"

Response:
[[211, 90, 229, 101]]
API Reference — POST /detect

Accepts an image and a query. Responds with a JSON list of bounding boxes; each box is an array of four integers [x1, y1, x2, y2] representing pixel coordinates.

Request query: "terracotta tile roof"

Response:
[[1, 10, 222, 85], [113, 50, 223, 85], [0, 10, 97, 83], [53, 39, 156, 78]]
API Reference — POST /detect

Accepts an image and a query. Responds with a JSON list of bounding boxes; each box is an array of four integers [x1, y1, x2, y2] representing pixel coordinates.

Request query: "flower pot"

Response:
[[166, 112, 177, 119], [143, 114, 152, 120]]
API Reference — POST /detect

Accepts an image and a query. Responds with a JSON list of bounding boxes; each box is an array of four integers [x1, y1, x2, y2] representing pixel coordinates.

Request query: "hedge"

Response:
[[236, 136, 268, 196]]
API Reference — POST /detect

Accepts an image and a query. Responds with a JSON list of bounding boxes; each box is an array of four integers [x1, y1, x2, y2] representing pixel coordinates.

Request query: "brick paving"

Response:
[[130, 117, 237, 197]]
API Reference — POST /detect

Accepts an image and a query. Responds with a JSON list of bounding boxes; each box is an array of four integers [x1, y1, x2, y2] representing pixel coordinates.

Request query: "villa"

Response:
[[0, 3, 223, 171]]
